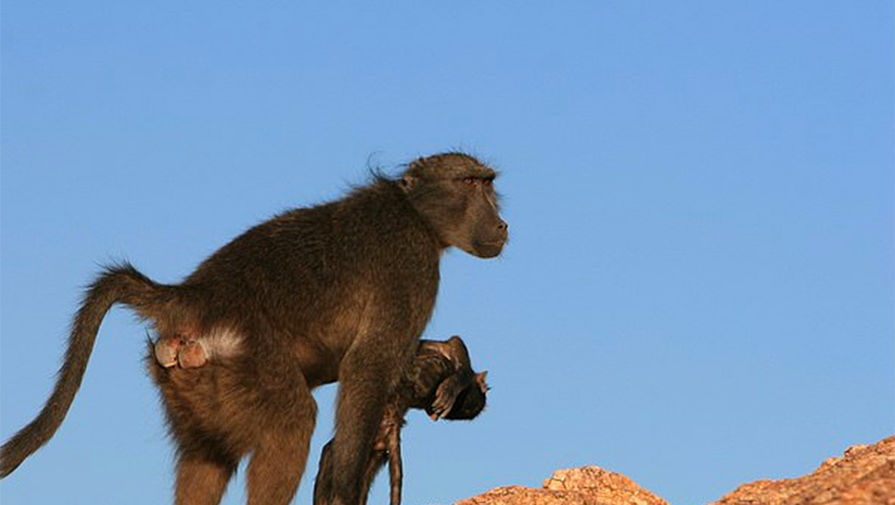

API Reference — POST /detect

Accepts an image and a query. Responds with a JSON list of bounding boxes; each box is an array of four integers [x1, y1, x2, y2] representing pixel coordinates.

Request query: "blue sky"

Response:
[[1, 2, 892, 505]]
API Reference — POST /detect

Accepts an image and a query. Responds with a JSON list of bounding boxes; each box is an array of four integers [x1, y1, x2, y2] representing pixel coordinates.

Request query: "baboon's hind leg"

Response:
[[246, 373, 317, 505], [175, 449, 237, 505], [313, 441, 335, 505]]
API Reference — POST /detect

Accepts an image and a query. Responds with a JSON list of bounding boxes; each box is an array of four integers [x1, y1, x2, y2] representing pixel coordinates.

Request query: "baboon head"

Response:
[[401, 153, 508, 258], [441, 371, 489, 421]]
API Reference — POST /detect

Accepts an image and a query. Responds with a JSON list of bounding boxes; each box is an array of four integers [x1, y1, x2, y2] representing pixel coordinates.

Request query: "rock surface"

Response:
[[454, 466, 668, 505], [713, 436, 895, 505], [452, 436, 894, 505]]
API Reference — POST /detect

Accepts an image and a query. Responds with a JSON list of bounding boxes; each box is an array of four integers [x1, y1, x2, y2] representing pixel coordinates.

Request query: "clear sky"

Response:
[[1, 2, 892, 505]]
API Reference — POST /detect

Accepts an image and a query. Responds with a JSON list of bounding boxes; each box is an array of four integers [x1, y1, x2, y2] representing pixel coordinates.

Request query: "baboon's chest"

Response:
[[283, 260, 440, 386]]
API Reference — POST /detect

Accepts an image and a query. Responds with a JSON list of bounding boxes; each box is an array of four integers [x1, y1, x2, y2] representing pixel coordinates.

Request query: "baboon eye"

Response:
[[482, 178, 492, 187], [462, 177, 477, 186]]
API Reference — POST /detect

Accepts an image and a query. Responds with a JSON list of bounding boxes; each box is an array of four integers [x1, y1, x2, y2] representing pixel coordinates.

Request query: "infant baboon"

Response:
[[313, 336, 489, 505], [1, 153, 507, 505]]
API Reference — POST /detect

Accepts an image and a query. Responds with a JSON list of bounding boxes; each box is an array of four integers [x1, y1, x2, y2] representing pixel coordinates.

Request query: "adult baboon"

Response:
[[0, 153, 507, 505], [313, 336, 489, 505]]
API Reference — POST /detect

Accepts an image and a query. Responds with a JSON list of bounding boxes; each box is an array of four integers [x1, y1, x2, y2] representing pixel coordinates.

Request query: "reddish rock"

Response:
[[452, 436, 894, 505], [711, 436, 895, 505], [453, 467, 668, 505]]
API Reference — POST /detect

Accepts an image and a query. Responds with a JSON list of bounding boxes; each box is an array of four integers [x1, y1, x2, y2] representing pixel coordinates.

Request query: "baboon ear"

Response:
[[476, 371, 489, 393], [401, 156, 428, 192], [400, 174, 418, 192]]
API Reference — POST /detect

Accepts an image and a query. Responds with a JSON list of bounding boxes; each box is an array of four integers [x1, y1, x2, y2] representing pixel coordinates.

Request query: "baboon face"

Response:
[[442, 371, 489, 420], [403, 153, 508, 258]]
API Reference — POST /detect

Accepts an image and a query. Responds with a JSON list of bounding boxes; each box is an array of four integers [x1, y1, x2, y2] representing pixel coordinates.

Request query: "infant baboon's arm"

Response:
[[384, 418, 402, 505]]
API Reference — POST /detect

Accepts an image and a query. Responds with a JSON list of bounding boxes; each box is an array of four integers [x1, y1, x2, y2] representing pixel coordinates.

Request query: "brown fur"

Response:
[[313, 337, 489, 505], [0, 153, 507, 505]]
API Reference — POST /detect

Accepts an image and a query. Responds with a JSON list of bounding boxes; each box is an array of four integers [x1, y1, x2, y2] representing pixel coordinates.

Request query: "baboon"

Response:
[[313, 336, 489, 505], [0, 153, 507, 505]]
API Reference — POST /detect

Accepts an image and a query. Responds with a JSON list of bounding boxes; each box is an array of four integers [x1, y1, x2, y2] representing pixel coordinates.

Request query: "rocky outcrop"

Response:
[[452, 436, 894, 505], [713, 436, 895, 505], [454, 466, 668, 505]]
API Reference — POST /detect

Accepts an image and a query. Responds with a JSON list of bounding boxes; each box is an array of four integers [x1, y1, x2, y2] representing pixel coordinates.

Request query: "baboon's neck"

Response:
[[348, 179, 446, 253]]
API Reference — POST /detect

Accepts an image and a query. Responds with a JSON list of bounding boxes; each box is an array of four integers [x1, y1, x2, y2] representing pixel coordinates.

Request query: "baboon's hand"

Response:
[[430, 374, 465, 420]]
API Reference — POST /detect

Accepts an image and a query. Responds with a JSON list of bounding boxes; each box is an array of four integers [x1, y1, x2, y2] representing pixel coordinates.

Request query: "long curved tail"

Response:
[[1, 263, 169, 477]]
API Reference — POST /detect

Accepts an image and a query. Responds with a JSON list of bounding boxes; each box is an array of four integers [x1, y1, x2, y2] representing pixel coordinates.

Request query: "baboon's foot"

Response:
[[177, 339, 208, 369], [154, 336, 183, 368]]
